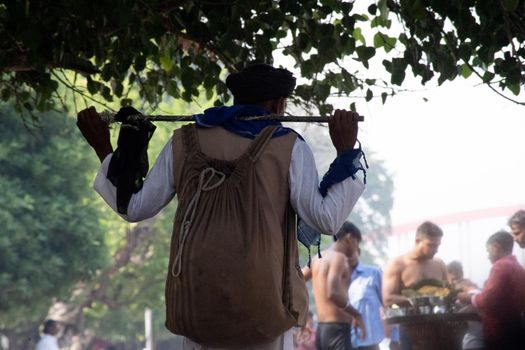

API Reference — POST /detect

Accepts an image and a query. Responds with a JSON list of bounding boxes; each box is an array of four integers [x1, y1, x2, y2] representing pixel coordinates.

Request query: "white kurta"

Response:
[[35, 334, 59, 350], [94, 137, 365, 235]]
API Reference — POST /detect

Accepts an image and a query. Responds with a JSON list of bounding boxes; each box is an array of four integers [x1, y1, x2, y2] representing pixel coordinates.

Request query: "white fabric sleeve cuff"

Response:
[[289, 139, 365, 235]]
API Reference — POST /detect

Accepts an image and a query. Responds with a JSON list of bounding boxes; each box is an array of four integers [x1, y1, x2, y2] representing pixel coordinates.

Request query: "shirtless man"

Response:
[[382, 221, 447, 350], [308, 222, 365, 350]]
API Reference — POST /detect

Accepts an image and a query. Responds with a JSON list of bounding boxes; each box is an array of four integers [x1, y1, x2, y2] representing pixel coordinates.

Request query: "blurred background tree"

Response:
[[0, 105, 108, 347]]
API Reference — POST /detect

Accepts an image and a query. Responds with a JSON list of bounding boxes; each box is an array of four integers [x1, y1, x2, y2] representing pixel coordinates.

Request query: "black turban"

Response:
[[226, 64, 296, 104]]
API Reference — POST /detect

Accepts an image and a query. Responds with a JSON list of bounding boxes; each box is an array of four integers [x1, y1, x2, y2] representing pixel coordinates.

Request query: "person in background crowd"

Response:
[[35, 320, 60, 350], [447, 260, 478, 292], [293, 312, 316, 350], [447, 261, 484, 350], [307, 222, 366, 350], [508, 209, 525, 248], [382, 221, 448, 350], [346, 223, 384, 350], [458, 230, 525, 350]]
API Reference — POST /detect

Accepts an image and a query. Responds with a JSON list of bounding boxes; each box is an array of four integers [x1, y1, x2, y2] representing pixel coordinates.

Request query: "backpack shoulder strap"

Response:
[[180, 124, 201, 157], [245, 125, 279, 163]]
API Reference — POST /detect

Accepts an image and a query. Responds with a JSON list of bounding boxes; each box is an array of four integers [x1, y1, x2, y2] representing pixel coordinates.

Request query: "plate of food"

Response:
[[401, 279, 458, 313]]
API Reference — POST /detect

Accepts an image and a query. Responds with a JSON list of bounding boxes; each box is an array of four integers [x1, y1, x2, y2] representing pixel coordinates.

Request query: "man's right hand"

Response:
[[328, 109, 360, 155], [77, 106, 113, 162], [351, 311, 367, 341], [345, 304, 366, 340]]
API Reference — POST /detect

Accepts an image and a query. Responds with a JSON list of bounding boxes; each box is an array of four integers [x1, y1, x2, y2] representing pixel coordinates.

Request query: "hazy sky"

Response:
[[284, 68, 525, 228], [334, 78, 525, 225], [274, 4, 525, 227]]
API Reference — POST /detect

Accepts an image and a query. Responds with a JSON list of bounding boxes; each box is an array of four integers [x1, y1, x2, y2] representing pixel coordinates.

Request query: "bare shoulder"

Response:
[[433, 256, 446, 264], [433, 257, 447, 268], [385, 255, 405, 274], [320, 250, 346, 267], [311, 250, 334, 270]]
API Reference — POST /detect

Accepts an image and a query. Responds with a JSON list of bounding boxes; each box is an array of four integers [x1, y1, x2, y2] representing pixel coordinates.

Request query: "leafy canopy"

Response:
[[1, 0, 524, 117]]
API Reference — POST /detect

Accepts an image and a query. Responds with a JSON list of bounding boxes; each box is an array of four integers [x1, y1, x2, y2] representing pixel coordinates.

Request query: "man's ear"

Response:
[[264, 97, 286, 114], [277, 97, 286, 114]]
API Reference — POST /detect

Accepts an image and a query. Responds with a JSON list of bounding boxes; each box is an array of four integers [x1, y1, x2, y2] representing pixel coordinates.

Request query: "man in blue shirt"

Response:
[[346, 223, 385, 350]]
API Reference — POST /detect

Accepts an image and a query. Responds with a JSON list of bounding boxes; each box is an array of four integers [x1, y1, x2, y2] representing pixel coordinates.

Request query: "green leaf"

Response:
[[181, 67, 195, 90], [159, 53, 174, 73], [373, 32, 397, 52], [482, 71, 495, 83], [356, 46, 376, 62], [458, 44, 472, 62], [112, 81, 124, 97], [128, 73, 136, 85], [371, 16, 391, 29], [352, 14, 369, 21], [507, 83, 520, 95], [352, 28, 366, 45], [87, 79, 102, 95], [319, 103, 333, 116], [101, 86, 113, 101], [378, 0, 389, 19], [460, 64, 472, 78], [381, 92, 387, 104], [134, 55, 146, 71], [373, 33, 384, 48], [365, 88, 373, 101], [313, 84, 331, 100], [206, 87, 214, 100], [391, 60, 406, 85]]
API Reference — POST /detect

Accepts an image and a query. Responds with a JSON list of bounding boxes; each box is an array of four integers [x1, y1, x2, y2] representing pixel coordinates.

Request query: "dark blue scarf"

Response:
[[194, 105, 297, 139]]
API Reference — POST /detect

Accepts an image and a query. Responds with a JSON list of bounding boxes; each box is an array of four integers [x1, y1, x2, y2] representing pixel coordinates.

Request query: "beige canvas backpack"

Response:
[[164, 125, 308, 348]]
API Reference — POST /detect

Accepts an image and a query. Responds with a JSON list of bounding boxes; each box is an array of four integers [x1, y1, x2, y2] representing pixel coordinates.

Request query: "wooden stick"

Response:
[[99, 110, 364, 123]]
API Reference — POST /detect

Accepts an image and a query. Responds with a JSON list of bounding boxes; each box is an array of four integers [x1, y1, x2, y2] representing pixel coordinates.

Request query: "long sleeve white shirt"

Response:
[[94, 137, 364, 235], [35, 334, 59, 350]]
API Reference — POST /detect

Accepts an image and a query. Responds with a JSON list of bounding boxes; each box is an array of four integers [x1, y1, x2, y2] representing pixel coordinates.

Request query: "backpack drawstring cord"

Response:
[[172, 167, 226, 277]]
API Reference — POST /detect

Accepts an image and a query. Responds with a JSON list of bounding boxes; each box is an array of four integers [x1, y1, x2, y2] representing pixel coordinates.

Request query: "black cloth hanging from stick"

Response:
[[107, 106, 156, 214]]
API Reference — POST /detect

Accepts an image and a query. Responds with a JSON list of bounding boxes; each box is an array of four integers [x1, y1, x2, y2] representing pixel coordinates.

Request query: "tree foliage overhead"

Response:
[[388, 0, 525, 100], [1, 0, 524, 116]]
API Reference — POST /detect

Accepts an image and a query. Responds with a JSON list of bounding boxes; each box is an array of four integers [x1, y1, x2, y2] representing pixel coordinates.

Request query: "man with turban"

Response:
[[77, 63, 366, 349]]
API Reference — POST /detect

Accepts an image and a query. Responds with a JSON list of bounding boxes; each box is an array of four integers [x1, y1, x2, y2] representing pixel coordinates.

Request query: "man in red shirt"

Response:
[[458, 230, 525, 350]]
